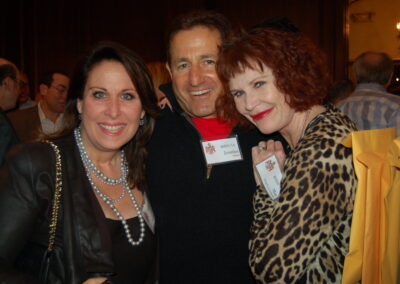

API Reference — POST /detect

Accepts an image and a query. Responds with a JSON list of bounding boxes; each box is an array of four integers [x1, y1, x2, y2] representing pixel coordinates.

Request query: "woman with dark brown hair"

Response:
[[0, 42, 158, 283], [217, 28, 357, 283]]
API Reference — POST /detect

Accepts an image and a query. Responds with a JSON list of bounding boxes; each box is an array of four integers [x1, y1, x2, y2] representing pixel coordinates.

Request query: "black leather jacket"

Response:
[[0, 135, 116, 283]]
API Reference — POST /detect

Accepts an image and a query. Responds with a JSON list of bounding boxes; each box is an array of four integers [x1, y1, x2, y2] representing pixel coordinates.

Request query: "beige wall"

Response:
[[349, 0, 400, 61]]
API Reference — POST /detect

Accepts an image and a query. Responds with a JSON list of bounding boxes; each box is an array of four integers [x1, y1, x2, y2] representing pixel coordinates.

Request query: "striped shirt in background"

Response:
[[337, 83, 400, 136]]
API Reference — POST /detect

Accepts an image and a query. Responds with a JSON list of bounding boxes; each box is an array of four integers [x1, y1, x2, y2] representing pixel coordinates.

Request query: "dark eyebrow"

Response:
[[88, 87, 136, 92], [121, 88, 136, 92], [88, 87, 107, 91], [173, 54, 216, 64], [199, 54, 216, 60], [173, 58, 189, 64]]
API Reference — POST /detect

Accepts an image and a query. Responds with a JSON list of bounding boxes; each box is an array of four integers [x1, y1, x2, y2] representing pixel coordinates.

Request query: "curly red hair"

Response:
[[216, 28, 331, 127]]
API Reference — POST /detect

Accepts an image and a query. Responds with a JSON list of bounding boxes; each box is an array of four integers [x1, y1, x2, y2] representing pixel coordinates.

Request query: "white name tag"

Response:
[[201, 137, 243, 165], [255, 155, 282, 200]]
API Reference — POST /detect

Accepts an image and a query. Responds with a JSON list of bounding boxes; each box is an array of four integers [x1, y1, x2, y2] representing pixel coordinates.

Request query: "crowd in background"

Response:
[[0, 9, 399, 284]]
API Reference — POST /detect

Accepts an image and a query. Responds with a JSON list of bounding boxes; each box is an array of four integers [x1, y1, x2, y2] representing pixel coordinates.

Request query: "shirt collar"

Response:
[[38, 101, 63, 122], [355, 82, 386, 92]]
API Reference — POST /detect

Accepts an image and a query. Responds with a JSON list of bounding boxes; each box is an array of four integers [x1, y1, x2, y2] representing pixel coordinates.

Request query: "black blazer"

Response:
[[7, 105, 41, 142]]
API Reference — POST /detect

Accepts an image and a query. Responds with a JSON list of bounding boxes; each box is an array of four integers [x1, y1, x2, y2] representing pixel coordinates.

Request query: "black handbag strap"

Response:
[[42, 140, 63, 252]]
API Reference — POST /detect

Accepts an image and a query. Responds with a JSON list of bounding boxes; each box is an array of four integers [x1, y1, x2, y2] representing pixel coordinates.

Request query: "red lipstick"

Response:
[[251, 108, 273, 121]]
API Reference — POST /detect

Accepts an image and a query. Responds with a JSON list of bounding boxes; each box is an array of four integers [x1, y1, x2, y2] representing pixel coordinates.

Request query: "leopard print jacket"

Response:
[[249, 106, 357, 283]]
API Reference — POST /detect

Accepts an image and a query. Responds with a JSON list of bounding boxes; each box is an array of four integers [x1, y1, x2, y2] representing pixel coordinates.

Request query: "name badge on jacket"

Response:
[[201, 136, 243, 165]]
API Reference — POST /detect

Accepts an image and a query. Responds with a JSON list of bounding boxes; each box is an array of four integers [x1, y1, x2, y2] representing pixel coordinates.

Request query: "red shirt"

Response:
[[191, 117, 234, 141]]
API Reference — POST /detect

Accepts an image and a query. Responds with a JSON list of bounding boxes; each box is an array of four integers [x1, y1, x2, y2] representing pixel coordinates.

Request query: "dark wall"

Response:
[[1, 0, 348, 93]]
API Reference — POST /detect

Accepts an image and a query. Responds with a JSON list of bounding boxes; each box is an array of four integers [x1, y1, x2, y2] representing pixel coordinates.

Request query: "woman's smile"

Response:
[[251, 107, 273, 121]]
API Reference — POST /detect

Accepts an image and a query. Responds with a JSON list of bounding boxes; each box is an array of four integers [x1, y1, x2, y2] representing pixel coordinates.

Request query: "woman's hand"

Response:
[[252, 140, 286, 185], [82, 277, 108, 284]]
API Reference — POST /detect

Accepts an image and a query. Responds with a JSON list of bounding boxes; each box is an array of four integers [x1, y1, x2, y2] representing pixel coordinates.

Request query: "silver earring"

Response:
[[78, 113, 82, 120], [139, 118, 144, 126]]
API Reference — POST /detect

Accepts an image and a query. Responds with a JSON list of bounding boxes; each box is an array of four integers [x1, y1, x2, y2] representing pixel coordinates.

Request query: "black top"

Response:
[[146, 83, 287, 283], [106, 217, 156, 284]]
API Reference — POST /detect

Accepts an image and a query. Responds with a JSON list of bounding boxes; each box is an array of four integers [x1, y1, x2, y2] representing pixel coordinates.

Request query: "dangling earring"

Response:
[[78, 113, 82, 120], [139, 118, 144, 126]]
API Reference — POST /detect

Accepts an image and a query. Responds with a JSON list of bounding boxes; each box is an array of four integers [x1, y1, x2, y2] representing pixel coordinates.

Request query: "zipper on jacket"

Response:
[[206, 164, 213, 180], [180, 112, 214, 181]]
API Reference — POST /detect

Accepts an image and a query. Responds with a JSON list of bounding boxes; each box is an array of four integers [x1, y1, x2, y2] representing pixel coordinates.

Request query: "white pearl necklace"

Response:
[[75, 128, 126, 186], [74, 128, 145, 246], [75, 128, 126, 203]]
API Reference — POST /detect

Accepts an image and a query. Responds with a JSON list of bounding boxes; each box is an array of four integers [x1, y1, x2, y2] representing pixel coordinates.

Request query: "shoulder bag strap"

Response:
[[42, 140, 63, 252]]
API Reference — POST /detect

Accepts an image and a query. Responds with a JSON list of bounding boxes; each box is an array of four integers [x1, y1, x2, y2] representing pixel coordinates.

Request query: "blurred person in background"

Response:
[[338, 51, 400, 135], [8, 70, 70, 141], [0, 58, 20, 166], [18, 72, 36, 110]]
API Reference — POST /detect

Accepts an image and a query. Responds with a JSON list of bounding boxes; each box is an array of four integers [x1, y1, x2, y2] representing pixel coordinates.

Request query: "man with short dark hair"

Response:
[[338, 51, 400, 135], [8, 70, 69, 141], [146, 10, 285, 283], [0, 58, 19, 166]]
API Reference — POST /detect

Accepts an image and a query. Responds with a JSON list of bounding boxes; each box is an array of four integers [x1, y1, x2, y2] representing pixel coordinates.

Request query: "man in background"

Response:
[[0, 58, 19, 166], [17, 72, 36, 110], [8, 70, 69, 141], [338, 51, 400, 135]]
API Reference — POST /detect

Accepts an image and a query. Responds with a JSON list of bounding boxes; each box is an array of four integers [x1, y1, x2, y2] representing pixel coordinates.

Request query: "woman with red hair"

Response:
[[217, 28, 357, 283]]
